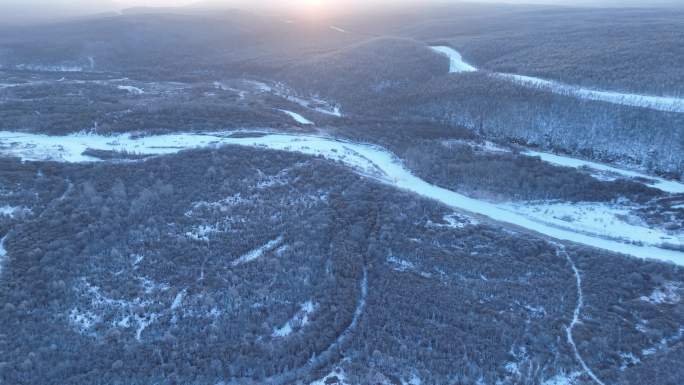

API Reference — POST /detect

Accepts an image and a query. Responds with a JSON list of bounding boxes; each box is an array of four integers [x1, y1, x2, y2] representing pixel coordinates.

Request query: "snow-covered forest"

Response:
[[0, 2, 683, 385]]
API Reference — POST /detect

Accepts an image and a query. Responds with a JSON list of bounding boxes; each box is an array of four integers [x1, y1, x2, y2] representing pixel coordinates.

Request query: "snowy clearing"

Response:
[[1, 131, 684, 264], [272, 301, 316, 337], [430, 46, 684, 113], [278, 109, 315, 125], [524, 150, 684, 194], [0, 205, 24, 218], [640, 282, 681, 305], [232, 236, 284, 266], [310, 368, 350, 385]]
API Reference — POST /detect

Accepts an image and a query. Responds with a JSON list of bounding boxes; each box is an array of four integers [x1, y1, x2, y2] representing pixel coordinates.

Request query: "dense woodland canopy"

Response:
[[0, 147, 683, 384], [1, 2, 684, 384]]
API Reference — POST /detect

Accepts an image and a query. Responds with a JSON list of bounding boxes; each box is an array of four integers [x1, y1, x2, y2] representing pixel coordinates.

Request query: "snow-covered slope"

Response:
[[430, 46, 684, 113], [1, 131, 683, 265]]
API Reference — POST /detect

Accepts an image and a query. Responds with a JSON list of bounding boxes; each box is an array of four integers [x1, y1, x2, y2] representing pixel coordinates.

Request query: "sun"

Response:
[[292, 0, 338, 20]]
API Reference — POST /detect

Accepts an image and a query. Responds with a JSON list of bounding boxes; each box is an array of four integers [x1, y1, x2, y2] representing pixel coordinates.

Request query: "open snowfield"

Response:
[[1, 130, 683, 265], [430, 46, 684, 113]]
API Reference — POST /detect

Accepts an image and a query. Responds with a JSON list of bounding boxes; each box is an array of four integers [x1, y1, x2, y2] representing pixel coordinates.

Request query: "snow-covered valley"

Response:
[[1, 130, 682, 265], [430, 46, 684, 113]]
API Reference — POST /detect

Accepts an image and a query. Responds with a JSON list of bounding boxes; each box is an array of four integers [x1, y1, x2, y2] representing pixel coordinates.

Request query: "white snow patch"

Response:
[[430, 46, 478, 73], [68, 308, 102, 334], [246, 80, 273, 93], [542, 372, 582, 385], [504, 362, 520, 376], [186, 224, 219, 241], [117, 85, 144, 95], [0, 205, 24, 218], [640, 282, 681, 305], [444, 212, 477, 228], [641, 327, 684, 356], [278, 109, 315, 125], [275, 244, 290, 257], [310, 368, 349, 385], [2, 131, 684, 264], [69, 278, 166, 340], [387, 255, 416, 272], [272, 300, 316, 337], [232, 236, 284, 266], [524, 150, 684, 194], [132, 253, 144, 266], [188, 194, 248, 215], [619, 352, 641, 371], [404, 373, 422, 385], [171, 289, 186, 310]]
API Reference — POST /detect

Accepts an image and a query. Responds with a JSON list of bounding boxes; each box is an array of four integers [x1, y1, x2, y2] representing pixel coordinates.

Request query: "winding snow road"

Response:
[[1, 131, 683, 265]]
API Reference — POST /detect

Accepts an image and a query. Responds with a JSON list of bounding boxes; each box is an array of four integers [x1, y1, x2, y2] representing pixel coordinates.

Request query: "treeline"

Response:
[[0, 80, 304, 135]]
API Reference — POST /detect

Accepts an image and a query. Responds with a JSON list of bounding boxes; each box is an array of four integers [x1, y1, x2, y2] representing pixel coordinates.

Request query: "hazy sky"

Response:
[[1, 0, 681, 25]]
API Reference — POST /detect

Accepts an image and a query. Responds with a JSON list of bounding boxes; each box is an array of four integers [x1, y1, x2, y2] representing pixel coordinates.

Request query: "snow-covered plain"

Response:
[[1, 131, 683, 265], [523, 150, 684, 194], [430, 46, 684, 113]]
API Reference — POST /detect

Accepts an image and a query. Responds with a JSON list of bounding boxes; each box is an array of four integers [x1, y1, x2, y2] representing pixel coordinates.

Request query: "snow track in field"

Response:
[[232, 236, 284, 266], [430, 46, 684, 113], [557, 245, 606, 385], [1, 130, 683, 265]]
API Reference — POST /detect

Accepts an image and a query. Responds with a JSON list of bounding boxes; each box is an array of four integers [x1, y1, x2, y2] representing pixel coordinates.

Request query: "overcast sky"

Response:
[[1, 0, 681, 25]]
